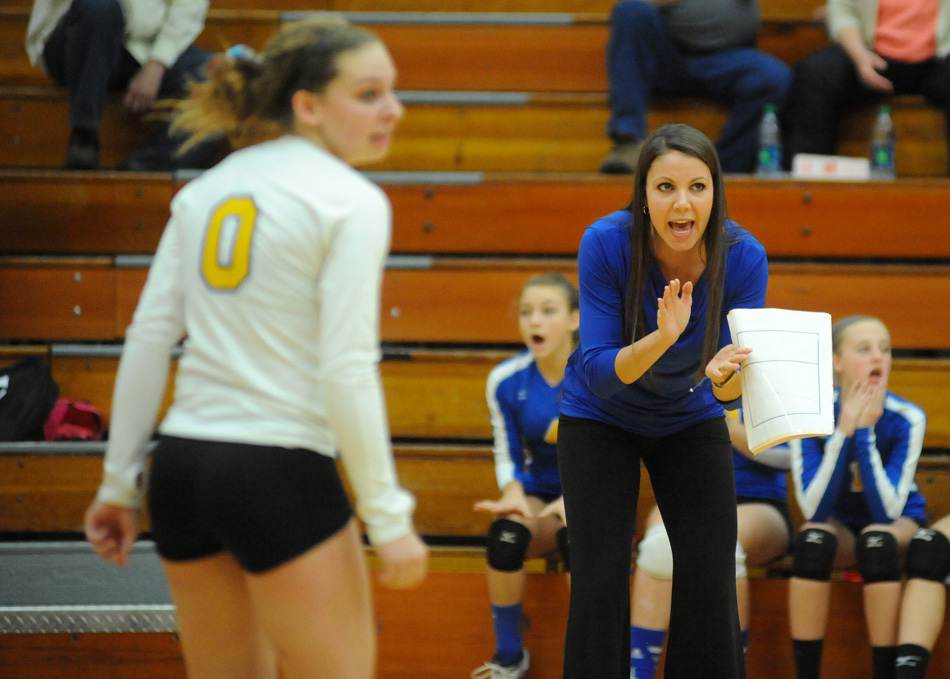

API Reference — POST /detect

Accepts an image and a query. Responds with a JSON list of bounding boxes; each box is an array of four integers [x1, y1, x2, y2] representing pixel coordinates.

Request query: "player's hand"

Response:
[[837, 378, 883, 436], [656, 278, 693, 343], [473, 495, 533, 518], [84, 500, 140, 566], [537, 496, 566, 527], [375, 532, 428, 589]]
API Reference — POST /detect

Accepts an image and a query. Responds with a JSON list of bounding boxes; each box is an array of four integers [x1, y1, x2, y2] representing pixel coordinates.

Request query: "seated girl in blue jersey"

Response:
[[83, 17, 428, 679], [789, 315, 928, 679], [892, 513, 950, 679], [629, 408, 793, 679], [470, 272, 580, 679]]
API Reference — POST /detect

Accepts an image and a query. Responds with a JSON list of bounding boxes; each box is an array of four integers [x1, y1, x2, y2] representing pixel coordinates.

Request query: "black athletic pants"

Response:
[[557, 414, 745, 679]]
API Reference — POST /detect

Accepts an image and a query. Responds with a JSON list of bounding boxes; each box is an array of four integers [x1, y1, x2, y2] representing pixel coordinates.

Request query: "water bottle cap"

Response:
[[764, 103, 777, 113], [879, 104, 891, 114]]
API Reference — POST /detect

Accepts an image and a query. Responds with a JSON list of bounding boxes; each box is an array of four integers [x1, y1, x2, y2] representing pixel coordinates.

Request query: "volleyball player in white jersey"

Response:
[[83, 17, 427, 679]]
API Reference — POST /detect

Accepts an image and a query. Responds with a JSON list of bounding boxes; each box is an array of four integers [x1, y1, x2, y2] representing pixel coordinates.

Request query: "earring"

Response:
[[642, 206, 649, 215]]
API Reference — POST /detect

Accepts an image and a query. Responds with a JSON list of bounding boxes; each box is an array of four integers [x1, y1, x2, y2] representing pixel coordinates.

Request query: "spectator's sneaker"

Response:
[[599, 139, 642, 174], [63, 130, 100, 170], [470, 649, 530, 679]]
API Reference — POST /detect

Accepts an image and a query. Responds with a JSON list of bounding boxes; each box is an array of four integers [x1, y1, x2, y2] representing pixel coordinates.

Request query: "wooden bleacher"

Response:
[[1, 7, 947, 174], [2, 1, 950, 677]]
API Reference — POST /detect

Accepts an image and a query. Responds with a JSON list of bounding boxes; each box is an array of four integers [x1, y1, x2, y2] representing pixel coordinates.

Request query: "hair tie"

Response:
[[226, 44, 261, 64]]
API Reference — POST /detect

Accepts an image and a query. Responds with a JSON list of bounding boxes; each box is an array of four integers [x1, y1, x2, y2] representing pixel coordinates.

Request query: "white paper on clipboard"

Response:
[[727, 308, 835, 454]]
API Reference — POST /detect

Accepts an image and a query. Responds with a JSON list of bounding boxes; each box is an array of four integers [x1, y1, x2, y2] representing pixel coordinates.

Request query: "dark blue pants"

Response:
[[557, 414, 744, 679], [41, 0, 217, 169], [782, 44, 950, 175], [605, 0, 792, 173]]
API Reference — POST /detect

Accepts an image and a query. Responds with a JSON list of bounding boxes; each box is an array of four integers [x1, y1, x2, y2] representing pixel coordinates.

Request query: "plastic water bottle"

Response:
[[869, 104, 896, 180], [755, 104, 782, 177]]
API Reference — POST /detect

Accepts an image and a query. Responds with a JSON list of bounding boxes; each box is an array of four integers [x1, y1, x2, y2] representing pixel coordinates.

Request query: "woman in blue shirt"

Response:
[[557, 123, 768, 679], [471, 273, 579, 679], [789, 316, 927, 679]]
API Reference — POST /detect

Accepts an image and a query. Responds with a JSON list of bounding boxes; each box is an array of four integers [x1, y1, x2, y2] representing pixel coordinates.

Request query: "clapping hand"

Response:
[[656, 278, 693, 343]]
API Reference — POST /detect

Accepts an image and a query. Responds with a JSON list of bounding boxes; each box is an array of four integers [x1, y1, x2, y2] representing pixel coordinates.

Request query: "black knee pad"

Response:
[[906, 528, 950, 583], [793, 528, 838, 581], [486, 518, 531, 572], [556, 526, 570, 572], [856, 530, 901, 583]]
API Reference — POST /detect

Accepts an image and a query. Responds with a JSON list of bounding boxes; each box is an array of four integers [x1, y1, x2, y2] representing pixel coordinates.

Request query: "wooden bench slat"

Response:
[[6, 446, 950, 544], [4, 173, 950, 259], [3, 261, 950, 350], [1, 11, 826, 89], [0, 577, 947, 679], [3, 86, 944, 175], [43, 351, 950, 450], [0, 0, 829, 19]]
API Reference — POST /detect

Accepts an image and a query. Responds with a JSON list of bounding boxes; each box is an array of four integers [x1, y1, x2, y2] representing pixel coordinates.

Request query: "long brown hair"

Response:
[[169, 16, 380, 152], [623, 124, 732, 378]]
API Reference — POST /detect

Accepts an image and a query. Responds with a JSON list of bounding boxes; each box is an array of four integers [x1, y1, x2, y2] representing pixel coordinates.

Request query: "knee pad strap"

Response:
[[857, 530, 901, 583], [486, 518, 531, 572], [906, 528, 950, 583], [793, 528, 838, 581], [636, 524, 674, 580]]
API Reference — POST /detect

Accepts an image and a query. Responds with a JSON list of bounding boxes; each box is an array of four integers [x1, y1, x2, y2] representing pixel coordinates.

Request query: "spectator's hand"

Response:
[[855, 50, 893, 93], [656, 278, 693, 343], [124, 61, 167, 114], [84, 500, 139, 566], [375, 531, 428, 589], [537, 496, 566, 526]]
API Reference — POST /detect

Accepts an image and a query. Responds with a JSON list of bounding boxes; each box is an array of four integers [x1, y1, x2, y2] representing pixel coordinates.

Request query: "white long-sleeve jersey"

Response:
[[97, 135, 415, 546]]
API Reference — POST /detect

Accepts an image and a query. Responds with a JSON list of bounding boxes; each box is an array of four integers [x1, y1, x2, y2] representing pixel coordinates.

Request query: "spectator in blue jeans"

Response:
[[26, 0, 223, 170], [600, 0, 792, 175]]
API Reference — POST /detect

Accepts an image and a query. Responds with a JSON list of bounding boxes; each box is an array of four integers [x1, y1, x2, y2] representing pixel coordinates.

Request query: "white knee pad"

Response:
[[735, 541, 747, 579], [636, 525, 674, 580]]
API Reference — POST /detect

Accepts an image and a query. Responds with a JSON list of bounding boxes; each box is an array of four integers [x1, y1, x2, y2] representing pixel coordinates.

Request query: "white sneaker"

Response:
[[470, 649, 530, 679]]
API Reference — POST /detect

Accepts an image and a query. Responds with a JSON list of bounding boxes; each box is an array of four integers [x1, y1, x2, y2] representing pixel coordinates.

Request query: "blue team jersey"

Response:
[[734, 447, 788, 502], [792, 389, 928, 527], [731, 409, 789, 502], [560, 210, 769, 436], [486, 351, 563, 497]]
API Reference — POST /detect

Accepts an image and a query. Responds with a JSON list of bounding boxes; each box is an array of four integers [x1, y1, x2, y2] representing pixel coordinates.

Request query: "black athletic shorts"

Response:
[[737, 494, 793, 542], [148, 435, 354, 574]]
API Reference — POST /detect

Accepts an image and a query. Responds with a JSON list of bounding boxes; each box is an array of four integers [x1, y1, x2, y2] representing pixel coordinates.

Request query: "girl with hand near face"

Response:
[[557, 123, 768, 679], [788, 316, 927, 679], [470, 273, 579, 679], [83, 17, 426, 679]]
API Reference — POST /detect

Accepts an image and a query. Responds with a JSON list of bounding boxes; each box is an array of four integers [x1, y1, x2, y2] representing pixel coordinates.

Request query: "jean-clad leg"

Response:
[[643, 417, 744, 679], [605, 0, 692, 140], [686, 48, 792, 173], [41, 0, 126, 130], [558, 415, 643, 679], [126, 45, 221, 170]]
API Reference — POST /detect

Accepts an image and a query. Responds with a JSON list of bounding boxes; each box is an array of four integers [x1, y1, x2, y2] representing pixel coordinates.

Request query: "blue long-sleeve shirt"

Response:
[[791, 388, 928, 527], [560, 210, 769, 437], [487, 351, 563, 497]]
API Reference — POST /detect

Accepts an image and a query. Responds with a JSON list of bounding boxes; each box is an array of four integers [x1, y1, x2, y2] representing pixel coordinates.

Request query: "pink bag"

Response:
[[43, 399, 104, 441]]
